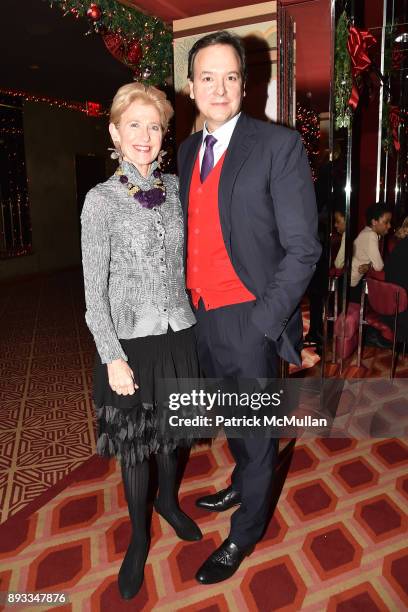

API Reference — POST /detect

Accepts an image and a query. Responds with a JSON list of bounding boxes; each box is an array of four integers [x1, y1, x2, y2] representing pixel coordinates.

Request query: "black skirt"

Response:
[[93, 326, 201, 465]]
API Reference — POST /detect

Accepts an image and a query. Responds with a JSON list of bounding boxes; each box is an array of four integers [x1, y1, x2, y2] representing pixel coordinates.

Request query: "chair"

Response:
[[327, 266, 343, 362], [357, 277, 408, 378], [333, 302, 360, 360]]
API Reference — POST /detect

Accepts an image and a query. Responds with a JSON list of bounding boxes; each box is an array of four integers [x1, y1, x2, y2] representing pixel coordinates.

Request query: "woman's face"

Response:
[[109, 100, 163, 177], [334, 211, 346, 235]]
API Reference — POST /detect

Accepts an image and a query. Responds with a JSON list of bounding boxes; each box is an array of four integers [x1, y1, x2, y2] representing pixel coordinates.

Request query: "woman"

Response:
[[394, 216, 408, 240], [333, 206, 346, 269], [81, 83, 202, 600]]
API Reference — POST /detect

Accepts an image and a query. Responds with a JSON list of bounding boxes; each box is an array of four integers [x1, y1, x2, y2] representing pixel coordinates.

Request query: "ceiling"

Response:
[[1, 0, 133, 103], [0, 0, 330, 110]]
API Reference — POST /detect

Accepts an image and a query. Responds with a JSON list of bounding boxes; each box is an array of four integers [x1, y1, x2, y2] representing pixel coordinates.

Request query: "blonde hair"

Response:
[[110, 82, 174, 131], [395, 216, 408, 239]]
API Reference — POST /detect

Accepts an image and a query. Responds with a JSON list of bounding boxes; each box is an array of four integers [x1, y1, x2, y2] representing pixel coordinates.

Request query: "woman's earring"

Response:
[[109, 142, 123, 162], [157, 149, 167, 167]]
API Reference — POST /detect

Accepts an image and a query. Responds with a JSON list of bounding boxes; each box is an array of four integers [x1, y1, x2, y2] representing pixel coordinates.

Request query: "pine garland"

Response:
[[335, 11, 353, 129], [45, 0, 173, 85]]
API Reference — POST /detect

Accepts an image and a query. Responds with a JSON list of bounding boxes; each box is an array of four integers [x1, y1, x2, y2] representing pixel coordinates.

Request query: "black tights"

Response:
[[121, 459, 150, 544], [121, 450, 181, 540], [121, 449, 199, 543]]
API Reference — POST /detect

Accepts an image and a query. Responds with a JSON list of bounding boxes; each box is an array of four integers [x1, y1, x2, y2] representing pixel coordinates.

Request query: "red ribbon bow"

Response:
[[347, 26, 377, 110]]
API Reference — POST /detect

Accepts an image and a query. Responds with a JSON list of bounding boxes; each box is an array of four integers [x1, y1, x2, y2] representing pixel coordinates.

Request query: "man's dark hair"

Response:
[[365, 203, 393, 226], [187, 30, 247, 82]]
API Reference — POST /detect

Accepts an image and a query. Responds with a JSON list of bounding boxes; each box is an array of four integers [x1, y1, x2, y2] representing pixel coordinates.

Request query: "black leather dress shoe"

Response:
[[195, 486, 241, 512], [195, 539, 253, 584]]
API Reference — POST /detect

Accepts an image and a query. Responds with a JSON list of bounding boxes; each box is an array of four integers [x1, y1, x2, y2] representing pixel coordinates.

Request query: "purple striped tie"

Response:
[[200, 134, 217, 183]]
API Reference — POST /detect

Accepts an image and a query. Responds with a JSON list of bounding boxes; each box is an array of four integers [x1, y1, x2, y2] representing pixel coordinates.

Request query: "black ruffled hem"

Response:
[[95, 403, 194, 466]]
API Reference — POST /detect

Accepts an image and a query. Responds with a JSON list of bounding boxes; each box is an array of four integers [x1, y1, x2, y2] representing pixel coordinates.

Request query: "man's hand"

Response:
[[358, 263, 371, 275], [107, 358, 138, 395]]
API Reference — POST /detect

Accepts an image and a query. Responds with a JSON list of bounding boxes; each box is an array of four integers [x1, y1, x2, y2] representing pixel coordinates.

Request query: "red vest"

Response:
[[186, 151, 255, 309]]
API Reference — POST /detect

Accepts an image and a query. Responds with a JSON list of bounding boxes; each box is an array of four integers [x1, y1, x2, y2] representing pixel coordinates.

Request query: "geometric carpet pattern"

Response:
[[0, 270, 96, 523], [0, 435, 407, 611]]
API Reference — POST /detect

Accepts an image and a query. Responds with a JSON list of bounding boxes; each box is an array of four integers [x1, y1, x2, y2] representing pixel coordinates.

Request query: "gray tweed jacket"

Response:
[[81, 161, 195, 364]]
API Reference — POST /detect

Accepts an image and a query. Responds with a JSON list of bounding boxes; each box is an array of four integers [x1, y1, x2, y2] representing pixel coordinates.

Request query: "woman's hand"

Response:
[[107, 359, 139, 395], [358, 263, 371, 275]]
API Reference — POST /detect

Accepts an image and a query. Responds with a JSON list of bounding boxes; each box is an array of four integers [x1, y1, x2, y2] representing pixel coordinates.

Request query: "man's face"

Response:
[[189, 43, 244, 132], [372, 212, 392, 236]]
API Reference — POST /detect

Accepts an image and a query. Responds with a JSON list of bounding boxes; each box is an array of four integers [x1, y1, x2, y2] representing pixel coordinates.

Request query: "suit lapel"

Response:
[[218, 113, 258, 258]]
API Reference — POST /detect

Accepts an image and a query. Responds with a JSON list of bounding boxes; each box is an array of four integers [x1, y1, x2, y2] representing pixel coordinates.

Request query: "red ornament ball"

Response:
[[126, 40, 143, 66], [102, 31, 125, 62], [87, 3, 101, 21]]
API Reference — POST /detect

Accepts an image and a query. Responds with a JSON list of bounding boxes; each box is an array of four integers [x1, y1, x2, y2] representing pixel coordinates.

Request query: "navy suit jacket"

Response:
[[177, 112, 321, 365]]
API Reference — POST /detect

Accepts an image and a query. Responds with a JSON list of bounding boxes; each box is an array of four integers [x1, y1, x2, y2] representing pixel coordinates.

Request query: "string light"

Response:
[[296, 103, 320, 181], [0, 88, 106, 115], [0, 93, 31, 259]]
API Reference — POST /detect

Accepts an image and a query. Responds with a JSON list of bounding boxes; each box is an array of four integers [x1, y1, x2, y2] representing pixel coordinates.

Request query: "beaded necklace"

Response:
[[115, 165, 166, 209]]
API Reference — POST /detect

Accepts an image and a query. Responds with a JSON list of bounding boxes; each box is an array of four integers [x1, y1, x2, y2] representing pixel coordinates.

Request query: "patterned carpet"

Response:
[[0, 270, 96, 523], [0, 437, 407, 611], [0, 270, 407, 611]]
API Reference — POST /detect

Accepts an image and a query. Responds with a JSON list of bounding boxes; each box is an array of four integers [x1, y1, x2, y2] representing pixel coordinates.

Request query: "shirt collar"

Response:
[[202, 113, 241, 148]]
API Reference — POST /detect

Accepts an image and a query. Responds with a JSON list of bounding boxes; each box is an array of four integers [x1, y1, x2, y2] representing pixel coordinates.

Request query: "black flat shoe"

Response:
[[195, 486, 241, 512], [154, 499, 202, 541], [118, 537, 149, 600], [195, 539, 253, 584]]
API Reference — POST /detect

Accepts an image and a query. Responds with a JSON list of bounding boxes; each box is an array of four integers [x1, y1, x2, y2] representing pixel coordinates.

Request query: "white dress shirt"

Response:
[[199, 113, 241, 170], [334, 232, 345, 269]]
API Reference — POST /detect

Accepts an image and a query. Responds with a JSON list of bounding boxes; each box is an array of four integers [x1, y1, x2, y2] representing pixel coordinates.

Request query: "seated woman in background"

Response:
[[333, 205, 346, 269], [349, 203, 392, 303], [386, 215, 408, 254], [81, 83, 202, 601], [395, 216, 408, 240]]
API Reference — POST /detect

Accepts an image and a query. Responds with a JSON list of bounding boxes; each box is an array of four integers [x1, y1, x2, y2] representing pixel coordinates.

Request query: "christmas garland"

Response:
[[45, 0, 173, 85], [334, 11, 353, 129]]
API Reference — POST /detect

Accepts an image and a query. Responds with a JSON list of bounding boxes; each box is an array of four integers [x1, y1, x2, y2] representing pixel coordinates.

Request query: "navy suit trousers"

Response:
[[194, 299, 279, 548]]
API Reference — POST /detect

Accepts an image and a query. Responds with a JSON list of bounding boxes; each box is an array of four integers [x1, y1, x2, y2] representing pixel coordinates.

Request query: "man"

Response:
[[349, 203, 392, 303], [177, 31, 321, 584]]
